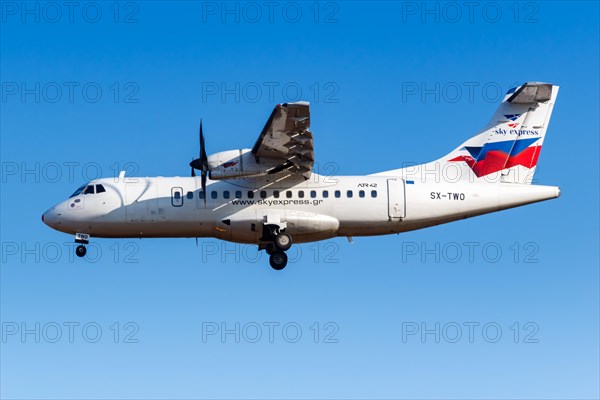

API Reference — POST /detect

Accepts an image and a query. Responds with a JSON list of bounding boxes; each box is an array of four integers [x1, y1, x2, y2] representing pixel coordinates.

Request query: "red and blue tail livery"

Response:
[[437, 82, 558, 184], [449, 137, 542, 177]]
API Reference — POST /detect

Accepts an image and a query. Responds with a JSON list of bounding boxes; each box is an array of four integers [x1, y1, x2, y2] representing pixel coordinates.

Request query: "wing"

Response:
[[251, 101, 314, 179]]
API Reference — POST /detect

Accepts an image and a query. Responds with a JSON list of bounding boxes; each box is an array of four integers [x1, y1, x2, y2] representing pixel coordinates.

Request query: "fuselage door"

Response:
[[171, 187, 184, 207], [387, 178, 405, 219]]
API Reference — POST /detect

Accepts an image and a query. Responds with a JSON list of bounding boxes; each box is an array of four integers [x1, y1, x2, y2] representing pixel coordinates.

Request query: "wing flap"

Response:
[[252, 102, 314, 179]]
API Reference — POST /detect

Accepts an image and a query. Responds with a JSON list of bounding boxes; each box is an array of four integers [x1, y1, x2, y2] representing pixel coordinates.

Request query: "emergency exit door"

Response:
[[387, 179, 405, 219]]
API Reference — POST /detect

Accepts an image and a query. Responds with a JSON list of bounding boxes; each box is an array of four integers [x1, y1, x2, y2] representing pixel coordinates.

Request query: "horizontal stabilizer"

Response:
[[507, 82, 552, 104]]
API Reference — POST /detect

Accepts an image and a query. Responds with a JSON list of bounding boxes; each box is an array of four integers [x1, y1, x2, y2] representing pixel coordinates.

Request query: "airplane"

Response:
[[42, 81, 560, 270]]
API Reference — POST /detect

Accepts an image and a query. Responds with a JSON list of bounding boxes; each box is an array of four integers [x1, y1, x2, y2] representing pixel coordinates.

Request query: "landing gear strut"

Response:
[[74, 233, 90, 258], [260, 225, 293, 270]]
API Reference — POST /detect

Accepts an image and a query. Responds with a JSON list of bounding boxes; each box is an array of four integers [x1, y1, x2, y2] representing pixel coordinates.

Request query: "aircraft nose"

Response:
[[42, 207, 60, 228]]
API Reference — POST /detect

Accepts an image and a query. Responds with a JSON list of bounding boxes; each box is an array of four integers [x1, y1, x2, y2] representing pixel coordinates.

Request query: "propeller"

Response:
[[189, 119, 209, 207]]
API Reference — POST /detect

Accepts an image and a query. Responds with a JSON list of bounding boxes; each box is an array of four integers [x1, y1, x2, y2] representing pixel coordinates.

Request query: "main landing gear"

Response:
[[74, 233, 90, 258], [260, 226, 293, 270]]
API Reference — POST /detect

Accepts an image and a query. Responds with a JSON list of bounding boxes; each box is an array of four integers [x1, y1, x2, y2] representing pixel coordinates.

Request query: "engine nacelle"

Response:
[[208, 149, 282, 180], [216, 209, 340, 244]]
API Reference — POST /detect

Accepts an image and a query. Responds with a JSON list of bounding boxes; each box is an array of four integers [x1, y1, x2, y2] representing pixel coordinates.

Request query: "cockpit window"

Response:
[[83, 185, 95, 195], [96, 184, 106, 193], [69, 184, 87, 198]]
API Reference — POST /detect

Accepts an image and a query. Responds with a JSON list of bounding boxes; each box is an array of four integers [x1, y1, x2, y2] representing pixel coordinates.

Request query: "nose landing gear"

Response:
[[75, 245, 87, 257], [74, 233, 90, 258]]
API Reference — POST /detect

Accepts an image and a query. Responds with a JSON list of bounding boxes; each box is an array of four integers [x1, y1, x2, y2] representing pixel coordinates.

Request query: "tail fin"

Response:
[[442, 82, 559, 184]]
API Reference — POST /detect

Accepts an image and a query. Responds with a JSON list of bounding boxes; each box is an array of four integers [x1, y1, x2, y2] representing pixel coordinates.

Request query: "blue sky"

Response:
[[1, 1, 599, 399]]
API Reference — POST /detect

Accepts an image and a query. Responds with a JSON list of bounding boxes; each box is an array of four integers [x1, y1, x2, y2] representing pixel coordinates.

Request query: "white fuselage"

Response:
[[42, 173, 560, 244]]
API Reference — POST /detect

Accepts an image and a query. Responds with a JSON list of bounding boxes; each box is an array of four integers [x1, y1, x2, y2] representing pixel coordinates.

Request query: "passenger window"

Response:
[[199, 191, 205, 199], [298, 190, 305, 198], [335, 190, 341, 198], [273, 190, 280, 198], [248, 191, 254, 199], [211, 191, 218, 199], [359, 190, 365, 198], [286, 191, 293, 199], [323, 190, 329, 198], [235, 191, 242, 199], [347, 190, 353, 198], [310, 190, 317, 198], [223, 191, 230, 199], [187, 191, 193, 199], [174, 191, 181, 200], [83, 185, 94, 195], [371, 190, 377, 198], [95, 184, 106, 193], [260, 190, 267, 199]]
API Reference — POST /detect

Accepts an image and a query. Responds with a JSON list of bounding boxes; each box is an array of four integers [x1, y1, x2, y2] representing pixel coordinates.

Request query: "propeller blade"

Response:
[[200, 119, 207, 164], [201, 171, 207, 208], [199, 119, 208, 208], [189, 118, 209, 207], [189, 119, 209, 171]]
